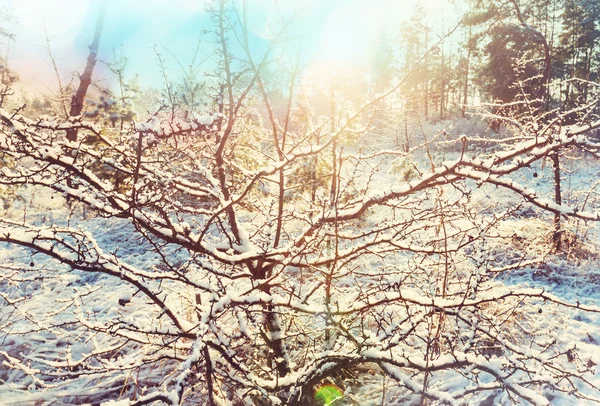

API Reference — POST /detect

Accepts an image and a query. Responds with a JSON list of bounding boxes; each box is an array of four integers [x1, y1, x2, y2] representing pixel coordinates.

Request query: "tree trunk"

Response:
[[510, 0, 561, 250], [424, 29, 429, 119], [552, 151, 562, 250], [439, 12, 445, 121], [440, 43, 445, 121], [404, 104, 410, 152], [330, 81, 337, 206], [462, 27, 472, 118], [66, 0, 107, 142]]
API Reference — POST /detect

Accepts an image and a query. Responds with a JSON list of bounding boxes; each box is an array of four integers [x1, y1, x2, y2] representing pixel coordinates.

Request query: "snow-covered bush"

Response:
[[1, 2, 600, 406]]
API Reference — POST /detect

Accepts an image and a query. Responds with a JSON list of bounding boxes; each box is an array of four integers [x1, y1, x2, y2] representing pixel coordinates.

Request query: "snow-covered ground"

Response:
[[1, 148, 600, 405]]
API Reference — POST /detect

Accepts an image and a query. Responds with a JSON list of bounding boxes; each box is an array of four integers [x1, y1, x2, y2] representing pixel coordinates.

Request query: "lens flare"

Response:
[[314, 383, 343, 406]]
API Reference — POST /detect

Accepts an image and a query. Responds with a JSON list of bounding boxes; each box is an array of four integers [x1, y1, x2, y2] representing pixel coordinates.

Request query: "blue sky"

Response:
[[0, 0, 451, 93]]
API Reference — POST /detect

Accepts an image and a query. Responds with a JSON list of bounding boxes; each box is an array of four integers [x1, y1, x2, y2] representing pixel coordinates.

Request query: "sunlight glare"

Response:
[[13, 0, 87, 38], [319, 5, 366, 63], [317, 0, 424, 65]]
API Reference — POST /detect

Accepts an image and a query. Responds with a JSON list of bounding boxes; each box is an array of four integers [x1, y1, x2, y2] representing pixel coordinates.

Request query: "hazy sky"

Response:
[[0, 0, 452, 94]]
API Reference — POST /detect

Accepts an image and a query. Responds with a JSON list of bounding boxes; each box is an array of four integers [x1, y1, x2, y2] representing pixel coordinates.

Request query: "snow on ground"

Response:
[[1, 147, 600, 404], [0, 188, 184, 404]]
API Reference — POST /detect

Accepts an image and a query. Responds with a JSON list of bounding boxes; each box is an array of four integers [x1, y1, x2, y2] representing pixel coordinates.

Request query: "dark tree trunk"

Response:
[[552, 151, 562, 250], [66, 1, 107, 142]]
